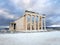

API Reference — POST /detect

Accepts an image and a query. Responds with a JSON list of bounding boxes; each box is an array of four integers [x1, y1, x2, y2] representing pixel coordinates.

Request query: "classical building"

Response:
[[9, 10, 46, 32]]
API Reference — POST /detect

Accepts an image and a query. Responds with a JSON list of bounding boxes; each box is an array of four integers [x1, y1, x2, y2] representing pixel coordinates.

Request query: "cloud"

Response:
[[0, 0, 60, 26], [10, 0, 35, 9], [0, 8, 19, 26], [48, 25, 60, 27], [10, 0, 60, 14], [5, 0, 60, 26], [23, 0, 31, 5], [0, 8, 18, 19]]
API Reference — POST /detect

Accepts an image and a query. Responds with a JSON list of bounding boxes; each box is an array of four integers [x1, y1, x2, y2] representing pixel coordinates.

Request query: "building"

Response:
[[9, 10, 46, 32]]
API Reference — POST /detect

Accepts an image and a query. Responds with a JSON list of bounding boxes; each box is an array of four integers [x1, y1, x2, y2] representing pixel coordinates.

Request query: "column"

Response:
[[12, 23, 14, 31], [38, 16, 40, 30], [40, 16, 43, 30], [10, 23, 14, 32], [30, 15, 32, 30], [9, 23, 11, 30], [34, 15, 36, 30], [43, 16, 46, 30], [25, 15, 27, 30]]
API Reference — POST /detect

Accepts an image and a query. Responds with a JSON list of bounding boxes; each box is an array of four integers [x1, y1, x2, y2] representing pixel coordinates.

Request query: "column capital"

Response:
[[34, 15, 36, 17]]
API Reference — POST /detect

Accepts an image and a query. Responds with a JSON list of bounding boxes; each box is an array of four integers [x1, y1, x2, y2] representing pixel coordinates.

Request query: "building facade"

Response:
[[9, 10, 46, 32]]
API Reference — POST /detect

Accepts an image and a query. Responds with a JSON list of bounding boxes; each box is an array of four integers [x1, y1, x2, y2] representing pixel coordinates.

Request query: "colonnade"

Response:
[[25, 14, 46, 30]]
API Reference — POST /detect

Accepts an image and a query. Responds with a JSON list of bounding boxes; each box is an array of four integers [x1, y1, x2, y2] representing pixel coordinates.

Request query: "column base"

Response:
[[37, 30, 47, 32]]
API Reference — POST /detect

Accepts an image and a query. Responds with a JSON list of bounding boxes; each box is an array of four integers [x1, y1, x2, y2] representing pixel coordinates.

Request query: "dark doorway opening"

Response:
[[14, 23, 16, 30]]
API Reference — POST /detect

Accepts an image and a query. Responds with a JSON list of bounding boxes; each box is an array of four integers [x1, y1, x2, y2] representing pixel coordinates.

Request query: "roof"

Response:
[[25, 10, 39, 14]]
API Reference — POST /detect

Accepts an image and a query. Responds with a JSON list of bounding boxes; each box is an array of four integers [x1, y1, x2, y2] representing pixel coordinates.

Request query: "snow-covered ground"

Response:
[[0, 31, 60, 45]]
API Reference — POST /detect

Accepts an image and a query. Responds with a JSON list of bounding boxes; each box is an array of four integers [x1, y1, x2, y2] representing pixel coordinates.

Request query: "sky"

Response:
[[0, 0, 60, 27]]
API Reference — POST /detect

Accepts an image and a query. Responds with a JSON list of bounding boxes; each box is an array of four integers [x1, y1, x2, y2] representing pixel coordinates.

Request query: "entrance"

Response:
[[14, 23, 16, 30]]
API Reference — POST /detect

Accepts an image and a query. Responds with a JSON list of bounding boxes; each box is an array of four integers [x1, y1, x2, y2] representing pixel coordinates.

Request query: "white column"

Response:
[[34, 15, 36, 30], [26, 15, 27, 30], [43, 16, 46, 31], [38, 16, 40, 30], [9, 23, 11, 30], [12, 23, 14, 31], [40, 16, 43, 30], [30, 15, 32, 30], [10, 23, 14, 32]]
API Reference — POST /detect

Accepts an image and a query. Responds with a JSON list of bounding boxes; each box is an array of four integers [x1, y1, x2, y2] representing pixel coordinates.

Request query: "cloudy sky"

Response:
[[0, 0, 60, 27]]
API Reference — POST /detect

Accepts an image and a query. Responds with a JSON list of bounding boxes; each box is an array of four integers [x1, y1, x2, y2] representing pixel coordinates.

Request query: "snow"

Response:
[[0, 31, 60, 45], [48, 25, 60, 27]]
